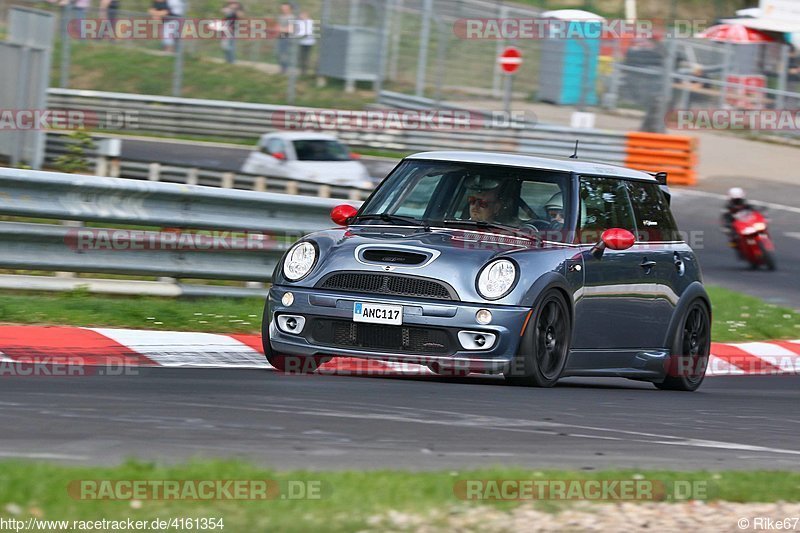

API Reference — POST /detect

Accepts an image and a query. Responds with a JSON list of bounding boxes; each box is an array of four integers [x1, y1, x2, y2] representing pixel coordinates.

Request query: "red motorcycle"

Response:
[[730, 208, 776, 270]]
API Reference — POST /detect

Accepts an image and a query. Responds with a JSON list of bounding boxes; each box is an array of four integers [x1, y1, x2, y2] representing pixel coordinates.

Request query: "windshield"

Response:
[[292, 140, 351, 161], [359, 160, 572, 241]]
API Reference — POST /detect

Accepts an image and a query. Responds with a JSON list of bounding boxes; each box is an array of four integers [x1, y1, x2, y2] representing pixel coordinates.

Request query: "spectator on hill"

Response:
[[295, 10, 316, 76], [221, 0, 244, 64], [277, 2, 294, 73]]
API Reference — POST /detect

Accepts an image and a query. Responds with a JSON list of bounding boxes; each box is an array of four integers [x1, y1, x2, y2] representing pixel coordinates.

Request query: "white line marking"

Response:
[[671, 188, 800, 215], [785, 232, 800, 240], [0, 451, 88, 460]]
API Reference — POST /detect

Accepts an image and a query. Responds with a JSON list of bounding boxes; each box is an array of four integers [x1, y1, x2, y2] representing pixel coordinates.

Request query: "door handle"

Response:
[[640, 259, 657, 270]]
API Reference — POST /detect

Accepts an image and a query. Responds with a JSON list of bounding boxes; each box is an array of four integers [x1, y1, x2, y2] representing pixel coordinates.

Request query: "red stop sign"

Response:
[[499, 47, 522, 74]]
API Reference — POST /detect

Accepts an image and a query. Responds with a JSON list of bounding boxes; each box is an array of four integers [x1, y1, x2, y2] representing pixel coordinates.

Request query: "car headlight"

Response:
[[283, 242, 317, 281], [477, 259, 517, 299]]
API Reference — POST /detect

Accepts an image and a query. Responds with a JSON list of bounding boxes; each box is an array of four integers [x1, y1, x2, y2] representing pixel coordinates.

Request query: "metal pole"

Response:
[[432, 16, 447, 107], [172, 35, 184, 96], [287, 38, 299, 104], [776, 43, 790, 110], [415, 0, 433, 97], [374, 0, 392, 93], [492, 4, 509, 98], [11, 47, 31, 167], [388, 0, 402, 81], [503, 74, 512, 116], [59, 3, 72, 88], [719, 41, 732, 108]]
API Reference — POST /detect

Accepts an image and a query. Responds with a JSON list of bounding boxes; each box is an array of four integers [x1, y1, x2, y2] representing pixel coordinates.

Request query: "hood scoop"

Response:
[[357, 245, 439, 268]]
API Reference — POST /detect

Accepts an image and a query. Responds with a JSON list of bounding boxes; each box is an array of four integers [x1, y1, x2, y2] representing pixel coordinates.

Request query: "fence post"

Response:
[[254, 177, 266, 192], [414, 0, 433, 97], [388, 0, 403, 81], [95, 156, 109, 177], [186, 168, 199, 185], [59, 4, 72, 88], [317, 185, 331, 198], [776, 44, 790, 111], [148, 162, 161, 181], [221, 172, 235, 188], [285, 181, 299, 195]]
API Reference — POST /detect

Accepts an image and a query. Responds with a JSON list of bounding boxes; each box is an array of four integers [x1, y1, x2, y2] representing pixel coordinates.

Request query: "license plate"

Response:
[[353, 302, 403, 325]]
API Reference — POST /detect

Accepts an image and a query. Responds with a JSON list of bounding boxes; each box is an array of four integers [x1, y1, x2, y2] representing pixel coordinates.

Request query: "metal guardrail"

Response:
[[0, 168, 358, 293], [46, 88, 630, 165]]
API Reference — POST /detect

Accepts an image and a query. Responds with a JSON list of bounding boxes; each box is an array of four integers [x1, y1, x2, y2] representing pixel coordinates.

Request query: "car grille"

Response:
[[309, 319, 452, 354], [318, 273, 455, 300]]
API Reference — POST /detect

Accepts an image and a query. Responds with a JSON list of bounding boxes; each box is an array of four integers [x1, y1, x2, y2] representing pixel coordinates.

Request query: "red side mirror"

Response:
[[272, 152, 286, 160], [601, 228, 636, 250], [331, 204, 358, 226]]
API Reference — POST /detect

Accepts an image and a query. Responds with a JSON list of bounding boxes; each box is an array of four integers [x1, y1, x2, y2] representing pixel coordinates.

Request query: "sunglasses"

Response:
[[468, 196, 494, 208]]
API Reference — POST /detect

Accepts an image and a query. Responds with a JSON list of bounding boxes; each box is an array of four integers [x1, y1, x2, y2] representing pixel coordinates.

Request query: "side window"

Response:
[[578, 176, 637, 244], [626, 181, 681, 242]]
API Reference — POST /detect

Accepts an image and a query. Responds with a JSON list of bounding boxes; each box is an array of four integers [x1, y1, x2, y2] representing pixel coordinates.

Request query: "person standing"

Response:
[[100, 0, 119, 39], [276, 2, 294, 74], [295, 10, 315, 76], [221, 0, 244, 64]]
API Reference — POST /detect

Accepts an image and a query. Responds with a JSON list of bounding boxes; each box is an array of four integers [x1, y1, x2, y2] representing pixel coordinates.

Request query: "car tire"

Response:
[[655, 300, 710, 391], [504, 290, 571, 388]]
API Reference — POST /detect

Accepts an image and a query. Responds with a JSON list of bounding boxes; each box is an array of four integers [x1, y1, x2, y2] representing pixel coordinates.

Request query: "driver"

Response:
[[544, 192, 564, 230], [467, 175, 503, 223]]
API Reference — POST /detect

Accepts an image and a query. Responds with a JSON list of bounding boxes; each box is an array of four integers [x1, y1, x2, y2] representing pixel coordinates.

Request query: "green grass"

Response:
[[707, 286, 800, 343], [0, 461, 798, 533], [60, 41, 374, 109], [0, 289, 264, 334], [0, 285, 797, 342]]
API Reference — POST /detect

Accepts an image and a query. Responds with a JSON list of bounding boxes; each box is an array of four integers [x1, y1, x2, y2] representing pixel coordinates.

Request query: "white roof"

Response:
[[260, 131, 341, 141], [405, 151, 657, 181], [719, 17, 800, 33]]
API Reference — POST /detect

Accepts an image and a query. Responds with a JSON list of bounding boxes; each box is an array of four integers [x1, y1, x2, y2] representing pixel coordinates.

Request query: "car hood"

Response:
[[281, 226, 570, 305]]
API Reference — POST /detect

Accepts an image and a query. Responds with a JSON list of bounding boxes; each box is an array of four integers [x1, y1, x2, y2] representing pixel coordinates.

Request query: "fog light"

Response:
[[458, 331, 497, 351], [277, 315, 305, 334], [281, 292, 294, 306], [476, 309, 492, 325]]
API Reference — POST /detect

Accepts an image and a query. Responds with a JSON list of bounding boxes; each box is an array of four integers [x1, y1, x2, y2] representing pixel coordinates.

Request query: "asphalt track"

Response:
[[1, 369, 798, 470]]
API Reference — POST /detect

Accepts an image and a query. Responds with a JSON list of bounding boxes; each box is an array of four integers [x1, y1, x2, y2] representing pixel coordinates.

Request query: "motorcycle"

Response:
[[729, 208, 776, 270]]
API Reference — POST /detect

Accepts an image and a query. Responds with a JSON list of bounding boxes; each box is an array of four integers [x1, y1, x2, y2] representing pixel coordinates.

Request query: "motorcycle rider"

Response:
[[721, 187, 754, 246]]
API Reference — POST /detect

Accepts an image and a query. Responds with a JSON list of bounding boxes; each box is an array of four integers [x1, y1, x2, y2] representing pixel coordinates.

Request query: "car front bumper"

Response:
[[266, 286, 532, 373]]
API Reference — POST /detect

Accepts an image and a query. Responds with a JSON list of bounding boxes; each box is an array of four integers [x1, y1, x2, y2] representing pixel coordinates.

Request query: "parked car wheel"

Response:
[[655, 300, 710, 391], [505, 290, 571, 388]]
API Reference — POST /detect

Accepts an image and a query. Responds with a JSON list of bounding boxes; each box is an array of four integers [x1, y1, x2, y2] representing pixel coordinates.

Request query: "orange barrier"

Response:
[[624, 132, 698, 186]]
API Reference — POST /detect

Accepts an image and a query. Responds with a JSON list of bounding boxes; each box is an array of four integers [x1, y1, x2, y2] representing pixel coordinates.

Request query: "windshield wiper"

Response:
[[355, 213, 430, 231], [440, 219, 540, 242]]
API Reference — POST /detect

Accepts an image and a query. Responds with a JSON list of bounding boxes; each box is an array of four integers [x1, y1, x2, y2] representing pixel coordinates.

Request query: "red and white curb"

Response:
[[0, 325, 798, 377]]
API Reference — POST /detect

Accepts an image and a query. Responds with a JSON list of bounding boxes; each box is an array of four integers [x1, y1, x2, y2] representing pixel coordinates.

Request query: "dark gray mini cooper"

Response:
[[263, 152, 711, 391]]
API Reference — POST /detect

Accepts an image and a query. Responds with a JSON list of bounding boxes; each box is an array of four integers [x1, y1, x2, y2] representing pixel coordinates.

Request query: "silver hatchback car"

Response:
[[263, 152, 711, 391]]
